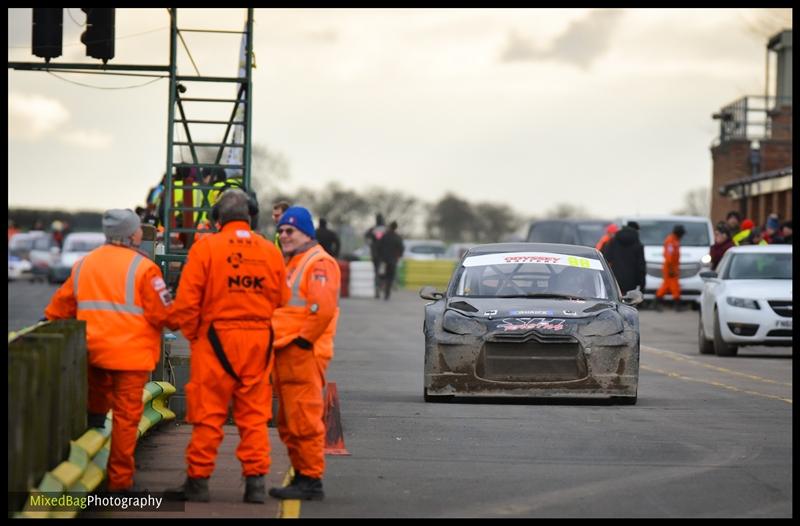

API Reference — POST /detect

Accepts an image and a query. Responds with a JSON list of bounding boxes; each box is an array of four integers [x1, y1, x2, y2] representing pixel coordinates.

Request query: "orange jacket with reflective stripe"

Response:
[[272, 244, 341, 360], [662, 233, 681, 275], [45, 244, 174, 371], [172, 220, 288, 341]]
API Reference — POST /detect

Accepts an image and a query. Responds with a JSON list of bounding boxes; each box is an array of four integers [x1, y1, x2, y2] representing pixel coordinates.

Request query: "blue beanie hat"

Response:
[[278, 206, 316, 239], [766, 215, 780, 231]]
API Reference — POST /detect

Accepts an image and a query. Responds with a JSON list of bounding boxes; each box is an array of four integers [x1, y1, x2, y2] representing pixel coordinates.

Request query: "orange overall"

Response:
[[656, 232, 681, 301], [272, 245, 341, 479], [45, 244, 174, 490], [172, 220, 287, 479]]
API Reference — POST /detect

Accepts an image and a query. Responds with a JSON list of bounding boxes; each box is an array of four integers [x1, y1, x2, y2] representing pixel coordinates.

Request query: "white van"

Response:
[[615, 215, 714, 305]]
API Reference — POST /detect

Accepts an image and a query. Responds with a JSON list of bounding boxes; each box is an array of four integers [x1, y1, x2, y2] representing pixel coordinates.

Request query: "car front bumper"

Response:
[[717, 301, 792, 345]]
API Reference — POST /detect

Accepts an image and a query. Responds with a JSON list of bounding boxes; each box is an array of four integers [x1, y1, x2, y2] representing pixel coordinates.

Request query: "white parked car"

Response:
[[616, 215, 713, 306], [403, 239, 446, 261], [48, 232, 106, 283], [698, 245, 792, 356], [8, 254, 33, 281]]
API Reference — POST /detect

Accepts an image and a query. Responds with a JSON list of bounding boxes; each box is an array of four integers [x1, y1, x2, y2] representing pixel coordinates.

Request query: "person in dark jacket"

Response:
[[316, 218, 341, 258], [709, 223, 734, 271], [602, 221, 645, 296], [375, 221, 405, 300]]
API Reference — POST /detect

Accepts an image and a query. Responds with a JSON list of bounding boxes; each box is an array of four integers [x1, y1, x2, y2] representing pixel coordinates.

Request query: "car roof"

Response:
[[529, 219, 611, 224], [404, 239, 446, 246], [65, 232, 105, 241], [727, 244, 792, 254], [465, 242, 601, 258], [616, 215, 711, 223]]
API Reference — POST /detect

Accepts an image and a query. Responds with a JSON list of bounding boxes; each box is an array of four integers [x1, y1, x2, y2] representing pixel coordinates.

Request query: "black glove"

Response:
[[292, 337, 313, 350]]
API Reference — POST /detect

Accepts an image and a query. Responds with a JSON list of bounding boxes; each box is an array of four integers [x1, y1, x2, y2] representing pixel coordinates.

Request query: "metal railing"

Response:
[[712, 95, 792, 143]]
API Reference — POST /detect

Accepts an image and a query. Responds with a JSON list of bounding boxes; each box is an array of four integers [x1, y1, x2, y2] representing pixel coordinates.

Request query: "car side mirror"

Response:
[[419, 286, 444, 301], [699, 270, 718, 280], [621, 289, 643, 306]]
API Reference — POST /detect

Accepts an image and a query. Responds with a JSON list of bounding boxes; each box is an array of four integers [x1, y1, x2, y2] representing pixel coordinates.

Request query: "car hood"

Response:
[[720, 279, 792, 300], [645, 245, 709, 263]]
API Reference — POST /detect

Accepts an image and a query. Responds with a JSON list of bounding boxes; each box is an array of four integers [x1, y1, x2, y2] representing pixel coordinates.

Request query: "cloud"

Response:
[[8, 92, 70, 140], [501, 9, 625, 69], [59, 129, 113, 149]]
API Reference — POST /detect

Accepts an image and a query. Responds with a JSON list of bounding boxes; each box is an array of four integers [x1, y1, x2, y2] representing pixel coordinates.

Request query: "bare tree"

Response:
[[546, 203, 584, 219], [426, 194, 476, 242], [672, 187, 710, 217], [473, 202, 522, 243], [363, 187, 420, 234]]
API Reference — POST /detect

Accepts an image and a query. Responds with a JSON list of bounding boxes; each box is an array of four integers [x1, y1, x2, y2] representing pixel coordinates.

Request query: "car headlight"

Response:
[[701, 254, 712, 266], [442, 309, 486, 336], [726, 297, 760, 310]]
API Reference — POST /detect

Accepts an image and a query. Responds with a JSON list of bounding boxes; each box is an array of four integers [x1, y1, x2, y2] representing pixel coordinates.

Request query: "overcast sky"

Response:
[[8, 8, 792, 221]]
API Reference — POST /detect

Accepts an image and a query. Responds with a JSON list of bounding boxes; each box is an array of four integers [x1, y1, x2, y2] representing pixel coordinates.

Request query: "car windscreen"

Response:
[[9, 236, 34, 251], [636, 220, 710, 246], [575, 223, 607, 246], [723, 253, 792, 280], [451, 251, 615, 300], [65, 238, 105, 252]]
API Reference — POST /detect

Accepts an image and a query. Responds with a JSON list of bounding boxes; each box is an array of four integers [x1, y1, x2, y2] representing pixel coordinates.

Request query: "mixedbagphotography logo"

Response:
[[16, 491, 185, 513]]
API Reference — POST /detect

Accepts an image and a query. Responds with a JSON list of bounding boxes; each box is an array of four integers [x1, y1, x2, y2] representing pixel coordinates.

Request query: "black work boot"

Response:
[[674, 299, 687, 312], [244, 475, 266, 504], [268, 473, 324, 501], [164, 476, 210, 502]]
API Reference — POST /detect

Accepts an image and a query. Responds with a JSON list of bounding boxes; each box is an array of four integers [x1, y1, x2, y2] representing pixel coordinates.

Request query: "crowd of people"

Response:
[[598, 210, 792, 312]]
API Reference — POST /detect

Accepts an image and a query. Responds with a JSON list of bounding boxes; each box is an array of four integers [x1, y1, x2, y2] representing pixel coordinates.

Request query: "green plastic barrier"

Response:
[[15, 381, 176, 518], [402, 260, 457, 290]]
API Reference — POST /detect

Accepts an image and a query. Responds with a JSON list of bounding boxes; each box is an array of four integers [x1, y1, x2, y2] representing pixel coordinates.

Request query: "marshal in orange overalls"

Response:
[[656, 232, 681, 301], [272, 244, 341, 479], [45, 244, 174, 490], [172, 220, 287, 479]]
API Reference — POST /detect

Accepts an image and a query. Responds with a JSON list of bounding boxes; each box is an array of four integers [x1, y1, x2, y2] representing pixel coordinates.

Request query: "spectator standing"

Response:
[[709, 223, 734, 271], [376, 221, 405, 300], [365, 213, 388, 298], [601, 221, 645, 295], [272, 200, 291, 248], [316, 218, 341, 258], [733, 218, 754, 246], [595, 223, 619, 252], [725, 210, 741, 238]]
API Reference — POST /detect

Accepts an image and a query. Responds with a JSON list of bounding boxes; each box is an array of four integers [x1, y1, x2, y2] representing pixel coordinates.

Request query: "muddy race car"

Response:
[[420, 243, 643, 404]]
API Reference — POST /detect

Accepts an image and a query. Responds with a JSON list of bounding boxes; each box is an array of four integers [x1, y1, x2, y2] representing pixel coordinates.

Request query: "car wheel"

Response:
[[698, 314, 714, 355], [423, 387, 453, 403], [713, 308, 738, 357]]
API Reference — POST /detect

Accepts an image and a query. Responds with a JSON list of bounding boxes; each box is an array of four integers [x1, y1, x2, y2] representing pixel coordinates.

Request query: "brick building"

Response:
[[710, 29, 792, 227]]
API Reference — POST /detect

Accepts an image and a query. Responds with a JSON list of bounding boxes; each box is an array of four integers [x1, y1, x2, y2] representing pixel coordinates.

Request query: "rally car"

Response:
[[420, 243, 643, 404]]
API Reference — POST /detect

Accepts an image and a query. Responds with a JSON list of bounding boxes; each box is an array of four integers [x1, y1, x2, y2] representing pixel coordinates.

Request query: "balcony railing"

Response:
[[712, 95, 792, 144]]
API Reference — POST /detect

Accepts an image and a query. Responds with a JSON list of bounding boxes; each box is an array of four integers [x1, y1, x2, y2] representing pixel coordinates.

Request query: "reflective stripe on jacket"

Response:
[[272, 245, 341, 360]]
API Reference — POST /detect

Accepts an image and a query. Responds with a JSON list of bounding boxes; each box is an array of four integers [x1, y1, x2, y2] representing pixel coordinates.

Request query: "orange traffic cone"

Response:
[[323, 382, 350, 456]]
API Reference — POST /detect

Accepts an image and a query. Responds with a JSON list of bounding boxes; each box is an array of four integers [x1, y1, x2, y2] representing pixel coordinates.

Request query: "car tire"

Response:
[[423, 388, 453, 403], [698, 314, 714, 355], [713, 308, 738, 357]]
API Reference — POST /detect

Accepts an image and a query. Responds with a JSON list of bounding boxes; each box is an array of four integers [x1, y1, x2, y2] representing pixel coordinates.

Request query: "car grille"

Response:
[[646, 262, 701, 279], [477, 341, 587, 382], [768, 301, 792, 318]]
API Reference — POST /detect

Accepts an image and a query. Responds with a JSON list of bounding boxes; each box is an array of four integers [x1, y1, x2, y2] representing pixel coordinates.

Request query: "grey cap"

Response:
[[103, 209, 141, 240]]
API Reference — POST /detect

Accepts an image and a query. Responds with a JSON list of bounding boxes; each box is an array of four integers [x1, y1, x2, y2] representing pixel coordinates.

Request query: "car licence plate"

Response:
[[775, 320, 792, 328]]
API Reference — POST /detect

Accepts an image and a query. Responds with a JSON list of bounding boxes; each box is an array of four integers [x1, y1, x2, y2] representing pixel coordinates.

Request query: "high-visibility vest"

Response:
[[72, 245, 163, 370], [732, 228, 751, 246], [272, 247, 340, 361], [173, 180, 203, 223]]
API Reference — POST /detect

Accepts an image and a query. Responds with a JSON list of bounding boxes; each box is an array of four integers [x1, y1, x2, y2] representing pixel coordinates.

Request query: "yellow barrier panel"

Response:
[[402, 260, 457, 290]]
